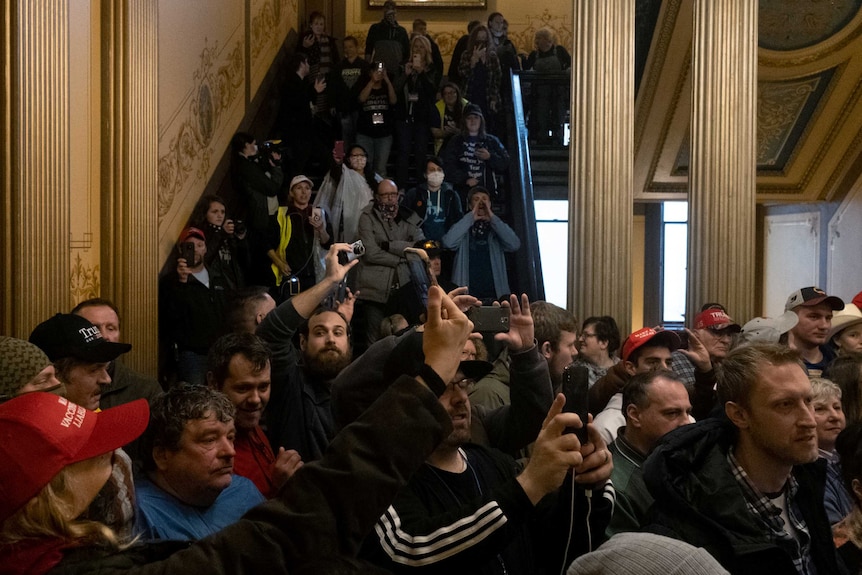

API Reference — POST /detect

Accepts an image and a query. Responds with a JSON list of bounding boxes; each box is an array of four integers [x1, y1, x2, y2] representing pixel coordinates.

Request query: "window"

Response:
[[662, 202, 688, 324], [535, 200, 569, 308]]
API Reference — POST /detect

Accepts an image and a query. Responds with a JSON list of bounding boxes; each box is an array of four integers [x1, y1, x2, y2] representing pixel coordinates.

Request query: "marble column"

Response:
[[686, 0, 757, 322], [101, 0, 160, 376], [1, 1, 71, 335], [568, 0, 635, 335]]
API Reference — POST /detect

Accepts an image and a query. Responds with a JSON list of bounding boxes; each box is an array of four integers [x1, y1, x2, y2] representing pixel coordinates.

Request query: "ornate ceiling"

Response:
[[634, 0, 862, 202]]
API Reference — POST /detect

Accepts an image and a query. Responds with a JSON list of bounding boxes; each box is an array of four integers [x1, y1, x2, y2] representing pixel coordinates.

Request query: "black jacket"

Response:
[[643, 418, 847, 575], [37, 376, 451, 574]]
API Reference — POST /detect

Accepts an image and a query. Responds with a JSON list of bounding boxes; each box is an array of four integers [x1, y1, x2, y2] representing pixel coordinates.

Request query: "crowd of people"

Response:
[[5, 3, 862, 574]]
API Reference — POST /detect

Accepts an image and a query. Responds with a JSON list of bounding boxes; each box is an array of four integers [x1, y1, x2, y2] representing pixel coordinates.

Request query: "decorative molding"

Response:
[[70, 253, 100, 303], [759, 0, 861, 52], [157, 39, 244, 222], [757, 78, 820, 166], [251, 0, 282, 61], [642, 48, 691, 195]]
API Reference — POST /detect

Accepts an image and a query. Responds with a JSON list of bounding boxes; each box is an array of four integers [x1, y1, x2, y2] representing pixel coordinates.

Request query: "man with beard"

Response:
[[207, 332, 303, 497], [257, 243, 359, 461]]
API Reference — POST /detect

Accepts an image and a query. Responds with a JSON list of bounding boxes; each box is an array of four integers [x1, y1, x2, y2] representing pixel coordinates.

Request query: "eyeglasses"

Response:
[[706, 327, 734, 339], [580, 332, 598, 339], [449, 378, 476, 391]]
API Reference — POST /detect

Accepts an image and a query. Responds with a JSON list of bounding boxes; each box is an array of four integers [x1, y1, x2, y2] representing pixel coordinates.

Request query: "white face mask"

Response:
[[426, 171, 445, 188]]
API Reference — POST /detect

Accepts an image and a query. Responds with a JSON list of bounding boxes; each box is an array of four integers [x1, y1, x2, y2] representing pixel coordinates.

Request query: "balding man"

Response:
[[355, 179, 424, 349]]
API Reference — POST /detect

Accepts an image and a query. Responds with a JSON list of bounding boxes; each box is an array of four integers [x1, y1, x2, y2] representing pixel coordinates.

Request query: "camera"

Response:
[[347, 240, 365, 261], [234, 220, 247, 236], [376, 62, 385, 72], [338, 240, 365, 265], [259, 139, 283, 166]]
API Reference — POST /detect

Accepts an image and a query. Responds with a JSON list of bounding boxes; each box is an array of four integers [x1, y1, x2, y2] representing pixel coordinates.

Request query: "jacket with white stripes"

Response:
[[365, 443, 613, 574]]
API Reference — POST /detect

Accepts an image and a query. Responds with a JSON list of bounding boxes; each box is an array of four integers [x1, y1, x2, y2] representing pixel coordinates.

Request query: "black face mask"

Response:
[[375, 202, 398, 220]]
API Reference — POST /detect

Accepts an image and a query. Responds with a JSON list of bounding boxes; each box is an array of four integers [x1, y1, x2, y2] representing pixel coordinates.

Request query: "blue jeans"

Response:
[[356, 133, 393, 179]]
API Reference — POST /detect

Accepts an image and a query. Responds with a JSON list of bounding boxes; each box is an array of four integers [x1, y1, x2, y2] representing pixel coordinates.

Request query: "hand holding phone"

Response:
[[179, 241, 196, 267], [467, 306, 509, 333], [562, 364, 590, 443], [403, 247, 437, 309]]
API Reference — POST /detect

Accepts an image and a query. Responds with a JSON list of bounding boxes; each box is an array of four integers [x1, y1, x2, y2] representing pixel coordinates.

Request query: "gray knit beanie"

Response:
[[0, 336, 52, 401]]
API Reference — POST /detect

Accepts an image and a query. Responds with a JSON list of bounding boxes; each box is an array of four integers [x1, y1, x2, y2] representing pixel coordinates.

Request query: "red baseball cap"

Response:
[[179, 226, 206, 243], [0, 393, 149, 522], [693, 309, 741, 332], [622, 327, 681, 362]]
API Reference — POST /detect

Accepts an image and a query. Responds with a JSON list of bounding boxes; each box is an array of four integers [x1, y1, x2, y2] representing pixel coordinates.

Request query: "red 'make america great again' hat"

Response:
[[0, 392, 149, 522]]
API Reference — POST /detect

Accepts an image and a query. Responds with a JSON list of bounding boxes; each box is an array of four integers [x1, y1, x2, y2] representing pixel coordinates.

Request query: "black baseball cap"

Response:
[[784, 286, 844, 312], [29, 314, 131, 363]]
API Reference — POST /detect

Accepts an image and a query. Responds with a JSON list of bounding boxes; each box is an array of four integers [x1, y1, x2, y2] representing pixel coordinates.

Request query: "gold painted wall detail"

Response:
[[347, 7, 573, 70], [251, 0, 291, 60], [70, 253, 100, 304], [158, 39, 244, 222], [757, 78, 820, 167]]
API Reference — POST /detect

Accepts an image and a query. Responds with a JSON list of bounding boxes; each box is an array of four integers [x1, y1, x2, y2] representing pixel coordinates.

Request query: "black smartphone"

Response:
[[179, 241, 195, 266], [674, 329, 690, 350], [403, 247, 437, 309], [468, 306, 510, 333], [562, 364, 590, 443]]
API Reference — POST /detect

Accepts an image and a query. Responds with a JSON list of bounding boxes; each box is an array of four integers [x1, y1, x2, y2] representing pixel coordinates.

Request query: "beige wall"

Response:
[[346, 1, 572, 69], [157, 0, 297, 263]]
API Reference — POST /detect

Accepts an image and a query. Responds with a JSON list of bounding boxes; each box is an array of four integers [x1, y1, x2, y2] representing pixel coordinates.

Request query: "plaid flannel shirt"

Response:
[[727, 448, 814, 575]]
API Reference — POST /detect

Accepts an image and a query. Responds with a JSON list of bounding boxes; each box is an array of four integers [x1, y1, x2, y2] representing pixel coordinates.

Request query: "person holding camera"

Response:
[[190, 194, 250, 291], [356, 62, 397, 178], [440, 103, 509, 202], [394, 35, 438, 190], [267, 175, 333, 300], [159, 227, 231, 386], [230, 132, 284, 286], [442, 186, 520, 303]]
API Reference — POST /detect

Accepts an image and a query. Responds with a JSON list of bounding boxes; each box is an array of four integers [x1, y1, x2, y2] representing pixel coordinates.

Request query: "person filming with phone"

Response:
[[441, 103, 509, 201], [442, 186, 520, 303], [159, 227, 231, 386]]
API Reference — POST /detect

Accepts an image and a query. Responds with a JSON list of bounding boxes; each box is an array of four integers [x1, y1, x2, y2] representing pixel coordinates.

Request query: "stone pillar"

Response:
[[1, 1, 72, 335], [569, 0, 635, 334], [101, 0, 160, 376], [687, 0, 757, 322]]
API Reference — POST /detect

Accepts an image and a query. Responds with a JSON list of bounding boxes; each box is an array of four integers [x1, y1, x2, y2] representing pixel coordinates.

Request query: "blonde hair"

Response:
[[411, 35, 434, 68], [810, 376, 842, 405], [0, 466, 120, 548], [535, 27, 555, 44]]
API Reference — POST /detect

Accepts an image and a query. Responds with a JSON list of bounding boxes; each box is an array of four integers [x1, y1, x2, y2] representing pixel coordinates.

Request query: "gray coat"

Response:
[[355, 204, 424, 304]]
